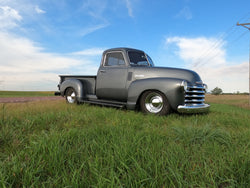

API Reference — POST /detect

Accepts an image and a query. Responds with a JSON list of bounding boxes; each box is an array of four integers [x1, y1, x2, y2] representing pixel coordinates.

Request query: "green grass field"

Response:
[[0, 91, 54, 98], [0, 94, 249, 187]]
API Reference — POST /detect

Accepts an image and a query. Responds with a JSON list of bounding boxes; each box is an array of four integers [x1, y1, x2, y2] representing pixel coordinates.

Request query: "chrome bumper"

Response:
[[177, 103, 210, 114]]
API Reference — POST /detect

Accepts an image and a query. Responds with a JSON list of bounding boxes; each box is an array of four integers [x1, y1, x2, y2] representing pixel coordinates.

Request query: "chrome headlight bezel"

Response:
[[203, 84, 208, 92], [181, 80, 188, 91]]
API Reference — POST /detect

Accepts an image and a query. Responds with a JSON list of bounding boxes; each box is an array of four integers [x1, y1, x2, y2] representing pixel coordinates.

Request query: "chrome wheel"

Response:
[[66, 88, 77, 104], [140, 90, 171, 115], [145, 92, 163, 113]]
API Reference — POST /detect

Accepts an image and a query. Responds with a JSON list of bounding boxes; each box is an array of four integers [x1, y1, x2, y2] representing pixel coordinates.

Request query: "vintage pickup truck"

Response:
[[55, 47, 210, 115]]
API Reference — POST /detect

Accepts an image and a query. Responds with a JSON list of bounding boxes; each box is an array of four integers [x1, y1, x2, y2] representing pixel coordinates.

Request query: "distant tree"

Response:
[[211, 87, 223, 95]]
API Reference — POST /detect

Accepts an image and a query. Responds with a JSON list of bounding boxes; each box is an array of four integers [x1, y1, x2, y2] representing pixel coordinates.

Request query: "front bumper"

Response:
[[177, 103, 210, 113]]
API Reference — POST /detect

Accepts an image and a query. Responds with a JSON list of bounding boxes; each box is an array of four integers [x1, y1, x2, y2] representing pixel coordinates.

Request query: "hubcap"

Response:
[[145, 92, 163, 113], [67, 91, 76, 103]]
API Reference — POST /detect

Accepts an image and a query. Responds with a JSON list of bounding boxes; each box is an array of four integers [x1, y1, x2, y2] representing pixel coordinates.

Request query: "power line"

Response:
[[192, 12, 250, 68], [192, 26, 237, 68], [194, 30, 249, 68]]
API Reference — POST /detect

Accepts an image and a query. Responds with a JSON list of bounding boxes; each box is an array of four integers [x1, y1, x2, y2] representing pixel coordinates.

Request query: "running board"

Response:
[[79, 99, 126, 108]]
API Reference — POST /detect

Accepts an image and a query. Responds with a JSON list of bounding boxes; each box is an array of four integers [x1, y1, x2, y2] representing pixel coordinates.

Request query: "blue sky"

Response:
[[0, 0, 250, 92]]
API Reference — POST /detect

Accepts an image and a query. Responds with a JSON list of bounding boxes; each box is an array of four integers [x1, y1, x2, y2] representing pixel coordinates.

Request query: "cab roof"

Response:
[[103, 47, 145, 54]]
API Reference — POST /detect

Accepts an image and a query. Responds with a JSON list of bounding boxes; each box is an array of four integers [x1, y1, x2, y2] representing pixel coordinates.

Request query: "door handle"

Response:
[[100, 70, 106, 73]]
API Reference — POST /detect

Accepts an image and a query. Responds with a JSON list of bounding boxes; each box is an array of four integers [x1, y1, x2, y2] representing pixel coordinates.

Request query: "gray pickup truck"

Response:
[[55, 47, 210, 115]]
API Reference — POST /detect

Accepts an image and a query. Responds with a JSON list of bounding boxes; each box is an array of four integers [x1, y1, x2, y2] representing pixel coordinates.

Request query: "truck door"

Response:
[[96, 51, 128, 101]]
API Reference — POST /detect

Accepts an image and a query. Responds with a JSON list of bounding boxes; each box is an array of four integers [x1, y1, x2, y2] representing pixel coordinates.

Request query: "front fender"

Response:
[[127, 78, 185, 110], [60, 79, 84, 99]]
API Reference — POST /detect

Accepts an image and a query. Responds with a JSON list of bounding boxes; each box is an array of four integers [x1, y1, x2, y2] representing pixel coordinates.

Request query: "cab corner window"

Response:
[[104, 52, 125, 66]]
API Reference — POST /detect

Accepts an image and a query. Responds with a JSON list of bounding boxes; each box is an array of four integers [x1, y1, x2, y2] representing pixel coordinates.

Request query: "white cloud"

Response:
[[0, 32, 99, 91], [166, 37, 226, 67], [125, 0, 134, 18], [0, 6, 22, 29], [82, 0, 107, 20], [82, 0, 135, 20], [71, 48, 105, 56], [166, 36, 248, 93], [35, 5, 46, 14], [79, 23, 109, 37], [175, 6, 192, 20]]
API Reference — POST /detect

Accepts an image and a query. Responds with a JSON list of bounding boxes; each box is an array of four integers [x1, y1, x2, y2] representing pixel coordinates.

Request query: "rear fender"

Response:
[[60, 79, 84, 99], [127, 78, 185, 110]]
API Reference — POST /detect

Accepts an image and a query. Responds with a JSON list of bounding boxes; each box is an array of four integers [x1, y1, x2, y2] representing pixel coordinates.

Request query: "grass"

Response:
[[0, 95, 249, 187], [0, 91, 54, 98], [206, 94, 250, 109]]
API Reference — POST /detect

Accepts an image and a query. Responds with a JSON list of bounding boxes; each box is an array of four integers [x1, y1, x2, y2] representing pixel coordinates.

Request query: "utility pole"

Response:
[[237, 22, 250, 105]]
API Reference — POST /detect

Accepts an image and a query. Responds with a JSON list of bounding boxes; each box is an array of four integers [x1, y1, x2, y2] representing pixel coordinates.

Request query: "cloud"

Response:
[[166, 37, 225, 67], [0, 32, 99, 91], [71, 48, 105, 56], [0, 6, 22, 29], [125, 0, 134, 18], [79, 23, 109, 37], [166, 36, 248, 93], [78, 0, 137, 37], [82, 0, 135, 20], [82, 0, 107, 20], [35, 5, 46, 14], [175, 6, 192, 20]]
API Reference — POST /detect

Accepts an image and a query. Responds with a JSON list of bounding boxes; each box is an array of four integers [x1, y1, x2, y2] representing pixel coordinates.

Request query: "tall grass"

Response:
[[0, 91, 54, 98], [0, 101, 249, 187]]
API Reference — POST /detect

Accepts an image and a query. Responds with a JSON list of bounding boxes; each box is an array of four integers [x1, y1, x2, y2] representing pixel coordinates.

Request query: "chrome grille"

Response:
[[184, 85, 206, 105]]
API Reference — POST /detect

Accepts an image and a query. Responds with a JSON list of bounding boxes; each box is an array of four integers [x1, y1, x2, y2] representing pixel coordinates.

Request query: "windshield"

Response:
[[146, 54, 154, 67], [128, 51, 154, 67]]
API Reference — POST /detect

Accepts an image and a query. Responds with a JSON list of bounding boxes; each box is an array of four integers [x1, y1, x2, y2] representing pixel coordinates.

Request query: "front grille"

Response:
[[184, 85, 206, 105]]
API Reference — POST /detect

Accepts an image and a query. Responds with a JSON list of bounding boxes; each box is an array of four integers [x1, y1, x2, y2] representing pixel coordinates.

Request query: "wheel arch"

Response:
[[60, 79, 84, 99], [136, 89, 165, 109], [127, 78, 185, 111]]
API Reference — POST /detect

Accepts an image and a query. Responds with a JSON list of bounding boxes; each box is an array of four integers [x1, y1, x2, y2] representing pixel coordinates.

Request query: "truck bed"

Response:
[[59, 75, 96, 95]]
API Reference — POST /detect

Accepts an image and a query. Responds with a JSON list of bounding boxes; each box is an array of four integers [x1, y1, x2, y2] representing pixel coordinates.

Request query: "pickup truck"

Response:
[[55, 47, 210, 115]]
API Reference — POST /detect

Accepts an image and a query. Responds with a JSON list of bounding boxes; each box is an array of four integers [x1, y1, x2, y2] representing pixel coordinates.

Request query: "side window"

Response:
[[104, 52, 125, 66]]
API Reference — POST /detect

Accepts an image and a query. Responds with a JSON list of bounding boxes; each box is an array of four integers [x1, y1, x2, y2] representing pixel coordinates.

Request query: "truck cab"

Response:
[[55, 48, 210, 115]]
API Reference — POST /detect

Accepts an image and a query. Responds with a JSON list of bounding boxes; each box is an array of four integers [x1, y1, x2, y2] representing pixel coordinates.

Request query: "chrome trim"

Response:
[[145, 92, 163, 113], [67, 91, 76, 104], [181, 80, 188, 91], [179, 83, 210, 113], [185, 94, 205, 98], [188, 85, 205, 89], [186, 90, 205, 94], [177, 104, 210, 113], [184, 99, 205, 103]]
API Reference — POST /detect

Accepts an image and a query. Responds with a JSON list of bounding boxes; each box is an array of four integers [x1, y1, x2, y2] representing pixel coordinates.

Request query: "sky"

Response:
[[0, 0, 250, 93]]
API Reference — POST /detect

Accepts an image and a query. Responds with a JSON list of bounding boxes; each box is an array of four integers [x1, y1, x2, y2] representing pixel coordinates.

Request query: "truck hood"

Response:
[[132, 66, 202, 85]]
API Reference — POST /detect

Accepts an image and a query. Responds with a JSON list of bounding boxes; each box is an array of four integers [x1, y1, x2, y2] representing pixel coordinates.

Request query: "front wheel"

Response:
[[140, 91, 171, 115], [65, 88, 78, 104]]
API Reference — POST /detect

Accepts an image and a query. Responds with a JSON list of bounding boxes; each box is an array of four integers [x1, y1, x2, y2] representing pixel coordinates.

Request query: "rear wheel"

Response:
[[140, 91, 171, 115], [65, 88, 77, 104]]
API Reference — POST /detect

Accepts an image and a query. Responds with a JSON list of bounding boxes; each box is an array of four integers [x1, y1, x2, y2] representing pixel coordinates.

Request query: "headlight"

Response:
[[203, 84, 208, 92], [181, 80, 188, 91]]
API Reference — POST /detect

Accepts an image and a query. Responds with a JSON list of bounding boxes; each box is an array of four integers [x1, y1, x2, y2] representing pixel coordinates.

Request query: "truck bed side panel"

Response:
[[60, 75, 96, 95]]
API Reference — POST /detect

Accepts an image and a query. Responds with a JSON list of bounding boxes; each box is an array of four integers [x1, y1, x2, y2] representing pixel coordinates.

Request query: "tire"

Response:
[[65, 88, 78, 104], [140, 91, 171, 115]]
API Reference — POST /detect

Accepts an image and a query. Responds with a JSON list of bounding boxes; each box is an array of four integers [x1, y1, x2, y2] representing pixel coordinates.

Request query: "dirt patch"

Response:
[[0, 96, 64, 103]]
